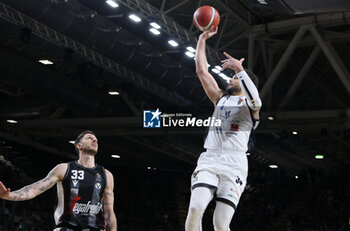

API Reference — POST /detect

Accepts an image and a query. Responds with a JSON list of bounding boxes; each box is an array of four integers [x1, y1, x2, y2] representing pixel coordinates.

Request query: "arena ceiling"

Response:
[[0, 0, 349, 176]]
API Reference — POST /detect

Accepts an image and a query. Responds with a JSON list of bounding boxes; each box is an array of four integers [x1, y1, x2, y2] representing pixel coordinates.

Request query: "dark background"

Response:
[[0, 0, 349, 230]]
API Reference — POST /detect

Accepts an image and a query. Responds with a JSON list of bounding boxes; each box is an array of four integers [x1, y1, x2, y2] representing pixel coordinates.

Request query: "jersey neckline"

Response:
[[74, 160, 97, 170]]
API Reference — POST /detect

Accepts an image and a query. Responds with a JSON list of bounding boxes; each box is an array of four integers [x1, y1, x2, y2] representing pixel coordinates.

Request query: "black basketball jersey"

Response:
[[54, 161, 107, 230]]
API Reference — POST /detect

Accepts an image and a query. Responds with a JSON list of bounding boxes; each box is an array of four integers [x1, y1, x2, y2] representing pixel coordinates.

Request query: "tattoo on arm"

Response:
[[106, 191, 114, 198], [105, 213, 111, 223], [10, 167, 58, 200]]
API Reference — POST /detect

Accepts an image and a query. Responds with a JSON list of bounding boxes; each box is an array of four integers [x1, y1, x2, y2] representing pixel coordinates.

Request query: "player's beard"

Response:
[[226, 85, 241, 95], [82, 146, 98, 156]]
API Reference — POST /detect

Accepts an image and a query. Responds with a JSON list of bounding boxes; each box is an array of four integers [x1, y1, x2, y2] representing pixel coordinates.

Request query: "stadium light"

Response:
[[186, 46, 196, 53], [129, 14, 141, 22], [315, 155, 324, 159], [257, 0, 268, 5], [268, 116, 274, 120], [106, 0, 119, 8], [292, 131, 298, 135], [211, 68, 220, 74], [168, 40, 178, 47], [108, 91, 120, 95], [150, 22, 161, 29], [39, 59, 53, 65], [215, 65, 222, 71], [149, 28, 160, 35], [111, 155, 120, 158], [185, 51, 195, 58], [69, 141, 75, 144], [6, 120, 17, 124], [269, 165, 278, 168], [219, 73, 228, 78]]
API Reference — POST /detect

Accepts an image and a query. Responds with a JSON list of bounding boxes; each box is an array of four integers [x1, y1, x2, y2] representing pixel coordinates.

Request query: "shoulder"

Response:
[[52, 163, 69, 181], [105, 169, 114, 179], [214, 92, 229, 106], [104, 169, 114, 183], [103, 169, 114, 190], [54, 163, 68, 171]]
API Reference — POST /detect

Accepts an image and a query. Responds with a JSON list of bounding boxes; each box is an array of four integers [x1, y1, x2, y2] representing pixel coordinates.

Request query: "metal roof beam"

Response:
[[260, 25, 309, 99], [0, 131, 76, 159], [252, 10, 350, 35], [278, 45, 321, 109], [117, 0, 249, 62], [164, 0, 189, 14], [214, 0, 249, 28], [0, 2, 186, 106], [310, 26, 350, 94]]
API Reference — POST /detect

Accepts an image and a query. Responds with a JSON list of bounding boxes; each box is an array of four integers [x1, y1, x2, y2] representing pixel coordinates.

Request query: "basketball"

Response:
[[193, 6, 220, 31]]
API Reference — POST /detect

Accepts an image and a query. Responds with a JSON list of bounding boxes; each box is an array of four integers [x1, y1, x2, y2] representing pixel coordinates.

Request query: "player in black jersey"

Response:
[[0, 131, 117, 231]]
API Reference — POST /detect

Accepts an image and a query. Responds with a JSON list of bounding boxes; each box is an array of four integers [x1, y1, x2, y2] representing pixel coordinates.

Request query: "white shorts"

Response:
[[191, 150, 248, 209]]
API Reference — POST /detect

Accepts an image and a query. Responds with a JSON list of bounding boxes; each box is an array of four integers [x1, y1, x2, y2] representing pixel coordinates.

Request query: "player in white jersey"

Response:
[[185, 26, 262, 231]]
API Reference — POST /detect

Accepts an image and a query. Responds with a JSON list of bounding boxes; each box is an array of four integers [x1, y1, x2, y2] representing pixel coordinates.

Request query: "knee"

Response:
[[185, 203, 206, 230], [213, 216, 231, 231], [187, 203, 206, 218], [213, 222, 230, 231]]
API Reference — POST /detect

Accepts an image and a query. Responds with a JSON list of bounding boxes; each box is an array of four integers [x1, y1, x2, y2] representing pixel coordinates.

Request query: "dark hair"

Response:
[[74, 130, 96, 154], [245, 69, 259, 88]]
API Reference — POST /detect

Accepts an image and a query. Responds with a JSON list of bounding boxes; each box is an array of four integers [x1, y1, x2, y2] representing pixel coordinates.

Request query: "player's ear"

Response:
[[76, 143, 82, 150]]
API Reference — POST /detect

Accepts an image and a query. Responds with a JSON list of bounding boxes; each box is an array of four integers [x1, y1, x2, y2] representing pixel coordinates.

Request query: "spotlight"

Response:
[[129, 14, 141, 22], [108, 91, 120, 95], [185, 51, 195, 58], [106, 0, 119, 8], [149, 28, 160, 35], [150, 22, 161, 29], [215, 65, 222, 71], [39, 60, 53, 65], [315, 155, 324, 159], [186, 46, 196, 53], [211, 68, 220, 74], [168, 40, 179, 47]]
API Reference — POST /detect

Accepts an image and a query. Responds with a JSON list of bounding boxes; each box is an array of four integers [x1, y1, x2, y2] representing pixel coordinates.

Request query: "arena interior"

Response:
[[0, 0, 349, 230]]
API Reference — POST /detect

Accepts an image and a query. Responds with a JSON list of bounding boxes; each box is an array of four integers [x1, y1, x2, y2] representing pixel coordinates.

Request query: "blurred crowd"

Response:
[[0, 156, 349, 231]]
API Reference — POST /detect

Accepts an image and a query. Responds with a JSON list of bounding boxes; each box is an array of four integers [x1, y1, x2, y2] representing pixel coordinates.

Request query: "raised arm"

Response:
[[221, 52, 262, 114], [103, 169, 117, 231], [196, 26, 225, 105], [0, 163, 67, 201]]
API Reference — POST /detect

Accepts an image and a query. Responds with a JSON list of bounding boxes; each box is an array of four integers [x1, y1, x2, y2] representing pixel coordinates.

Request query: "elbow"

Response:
[[196, 68, 207, 77], [196, 69, 202, 75], [249, 99, 262, 111]]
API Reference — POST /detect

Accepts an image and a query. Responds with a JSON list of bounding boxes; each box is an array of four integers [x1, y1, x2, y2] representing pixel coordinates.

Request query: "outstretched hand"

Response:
[[199, 26, 218, 40], [221, 52, 245, 73], [0, 181, 10, 199]]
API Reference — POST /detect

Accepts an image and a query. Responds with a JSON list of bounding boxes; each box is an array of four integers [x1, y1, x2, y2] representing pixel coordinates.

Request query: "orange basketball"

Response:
[[193, 6, 220, 31]]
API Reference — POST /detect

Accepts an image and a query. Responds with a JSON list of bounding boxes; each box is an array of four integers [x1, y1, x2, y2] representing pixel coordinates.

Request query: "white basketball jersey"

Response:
[[204, 95, 258, 152]]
